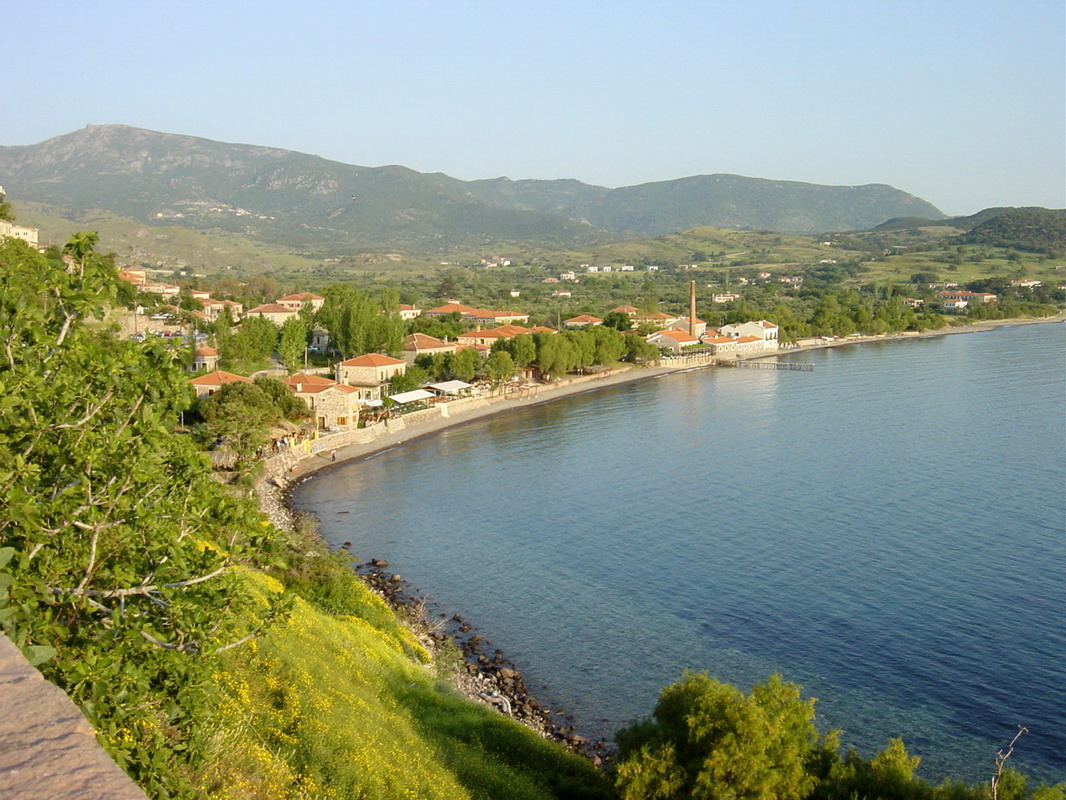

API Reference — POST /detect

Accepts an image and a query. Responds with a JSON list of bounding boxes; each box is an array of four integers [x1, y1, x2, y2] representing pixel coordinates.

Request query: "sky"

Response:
[[5, 0, 1064, 216]]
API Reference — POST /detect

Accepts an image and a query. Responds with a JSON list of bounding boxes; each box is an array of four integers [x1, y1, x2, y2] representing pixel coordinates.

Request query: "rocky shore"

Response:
[[357, 559, 612, 764]]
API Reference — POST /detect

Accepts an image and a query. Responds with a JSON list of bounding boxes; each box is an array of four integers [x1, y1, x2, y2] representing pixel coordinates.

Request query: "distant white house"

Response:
[[718, 320, 779, 351]]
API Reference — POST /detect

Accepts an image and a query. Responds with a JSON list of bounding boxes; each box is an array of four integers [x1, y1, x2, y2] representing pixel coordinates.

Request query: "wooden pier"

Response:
[[724, 360, 814, 371]]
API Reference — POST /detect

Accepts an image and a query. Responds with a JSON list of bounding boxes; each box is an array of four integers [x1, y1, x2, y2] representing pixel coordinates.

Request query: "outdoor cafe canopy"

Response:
[[427, 380, 472, 395], [386, 389, 435, 405]]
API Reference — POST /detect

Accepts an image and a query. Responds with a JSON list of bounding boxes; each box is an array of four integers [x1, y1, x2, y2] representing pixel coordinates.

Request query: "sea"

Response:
[[292, 322, 1066, 784]]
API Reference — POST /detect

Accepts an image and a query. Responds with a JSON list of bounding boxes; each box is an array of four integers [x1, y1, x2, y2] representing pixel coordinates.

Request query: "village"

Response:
[[175, 280, 783, 443]]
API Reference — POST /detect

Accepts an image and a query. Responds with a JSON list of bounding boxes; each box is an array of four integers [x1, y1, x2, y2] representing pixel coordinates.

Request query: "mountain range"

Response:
[[0, 124, 944, 252]]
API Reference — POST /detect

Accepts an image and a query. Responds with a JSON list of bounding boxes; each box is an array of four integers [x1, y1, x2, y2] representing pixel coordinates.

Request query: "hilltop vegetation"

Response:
[[1, 124, 942, 255]]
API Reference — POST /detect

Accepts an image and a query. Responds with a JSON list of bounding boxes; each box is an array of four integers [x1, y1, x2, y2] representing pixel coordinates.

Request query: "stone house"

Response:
[[335, 354, 406, 402], [284, 373, 359, 430], [403, 333, 456, 364], [191, 346, 220, 372]]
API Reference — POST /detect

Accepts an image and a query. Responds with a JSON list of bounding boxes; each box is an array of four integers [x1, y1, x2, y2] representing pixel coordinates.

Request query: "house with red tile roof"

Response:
[[645, 329, 701, 353], [191, 346, 220, 372], [719, 320, 779, 350], [276, 292, 325, 312], [424, 303, 529, 324], [335, 354, 406, 402], [704, 335, 765, 355], [284, 373, 359, 429], [666, 316, 708, 338], [398, 304, 422, 320], [403, 333, 456, 364], [246, 303, 299, 326], [635, 311, 678, 330], [187, 370, 252, 398], [564, 314, 603, 328]]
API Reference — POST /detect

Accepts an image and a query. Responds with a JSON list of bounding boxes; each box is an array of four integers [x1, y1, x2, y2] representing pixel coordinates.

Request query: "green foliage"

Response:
[[485, 350, 515, 383], [616, 672, 820, 800], [493, 333, 537, 368], [603, 311, 635, 330], [277, 315, 308, 372], [390, 365, 429, 394], [197, 378, 305, 466], [449, 348, 481, 382], [959, 209, 1066, 258], [218, 316, 278, 373], [318, 284, 405, 358], [0, 236, 286, 797]]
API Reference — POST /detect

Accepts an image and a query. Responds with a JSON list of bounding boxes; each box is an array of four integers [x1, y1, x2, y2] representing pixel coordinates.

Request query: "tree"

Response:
[[220, 317, 278, 373], [493, 333, 536, 368], [603, 311, 635, 331], [389, 364, 429, 394], [197, 382, 279, 463], [616, 672, 820, 800], [449, 348, 481, 382], [0, 236, 282, 795], [485, 350, 515, 383], [62, 231, 101, 278], [278, 315, 308, 372]]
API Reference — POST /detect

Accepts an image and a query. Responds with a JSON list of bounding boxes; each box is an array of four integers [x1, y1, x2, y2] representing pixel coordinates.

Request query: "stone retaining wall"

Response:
[[0, 633, 147, 800]]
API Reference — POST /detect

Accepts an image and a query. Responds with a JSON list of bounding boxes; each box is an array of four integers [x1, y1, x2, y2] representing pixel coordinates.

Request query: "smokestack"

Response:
[[689, 280, 696, 338]]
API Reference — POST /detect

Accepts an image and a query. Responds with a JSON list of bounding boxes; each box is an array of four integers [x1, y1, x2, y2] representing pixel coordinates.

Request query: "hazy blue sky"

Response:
[[6, 0, 1064, 215]]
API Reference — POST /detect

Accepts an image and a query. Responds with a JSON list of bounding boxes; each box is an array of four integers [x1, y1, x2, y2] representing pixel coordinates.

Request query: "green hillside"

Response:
[[1, 125, 944, 254]]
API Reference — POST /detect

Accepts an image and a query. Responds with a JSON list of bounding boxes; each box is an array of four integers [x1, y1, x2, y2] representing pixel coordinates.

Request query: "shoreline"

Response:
[[254, 312, 1064, 755], [265, 312, 1064, 490]]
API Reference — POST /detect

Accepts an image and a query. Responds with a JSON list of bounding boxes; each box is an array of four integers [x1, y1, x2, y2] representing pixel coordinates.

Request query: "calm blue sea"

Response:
[[293, 323, 1066, 783]]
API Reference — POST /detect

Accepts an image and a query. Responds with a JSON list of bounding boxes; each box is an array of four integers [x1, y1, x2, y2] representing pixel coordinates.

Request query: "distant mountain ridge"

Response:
[[0, 125, 945, 250]]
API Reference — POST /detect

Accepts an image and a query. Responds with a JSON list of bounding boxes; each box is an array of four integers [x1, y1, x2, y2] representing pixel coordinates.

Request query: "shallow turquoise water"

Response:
[[294, 323, 1066, 782]]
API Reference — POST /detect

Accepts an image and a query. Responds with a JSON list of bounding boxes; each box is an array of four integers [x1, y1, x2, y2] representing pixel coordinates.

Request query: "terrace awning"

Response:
[[427, 380, 472, 395], [387, 389, 435, 405]]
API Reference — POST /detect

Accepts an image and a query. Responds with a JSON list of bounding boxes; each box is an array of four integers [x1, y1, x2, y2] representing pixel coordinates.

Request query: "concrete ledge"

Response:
[[0, 633, 147, 800]]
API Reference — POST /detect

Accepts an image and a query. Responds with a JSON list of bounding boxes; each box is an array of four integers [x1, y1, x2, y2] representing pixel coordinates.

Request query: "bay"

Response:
[[293, 322, 1066, 783]]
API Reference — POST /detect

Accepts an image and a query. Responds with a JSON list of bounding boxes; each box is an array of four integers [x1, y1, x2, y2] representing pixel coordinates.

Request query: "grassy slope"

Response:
[[200, 555, 612, 800]]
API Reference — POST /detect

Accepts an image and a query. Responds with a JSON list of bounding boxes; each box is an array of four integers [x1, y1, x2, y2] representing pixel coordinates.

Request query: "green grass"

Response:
[[199, 531, 613, 800]]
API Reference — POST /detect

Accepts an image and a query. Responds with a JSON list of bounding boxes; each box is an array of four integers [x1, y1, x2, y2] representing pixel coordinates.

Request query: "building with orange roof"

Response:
[[276, 292, 325, 312], [246, 303, 299, 326], [284, 373, 359, 429], [704, 335, 765, 355], [335, 354, 406, 402], [455, 325, 536, 347], [645, 329, 701, 353], [403, 333, 456, 364], [191, 346, 220, 372], [424, 303, 529, 324], [187, 370, 252, 398], [635, 311, 678, 330], [398, 304, 422, 320], [666, 316, 708, 338], [610, 305, 639, 315], [564, 314, 603, 328]]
